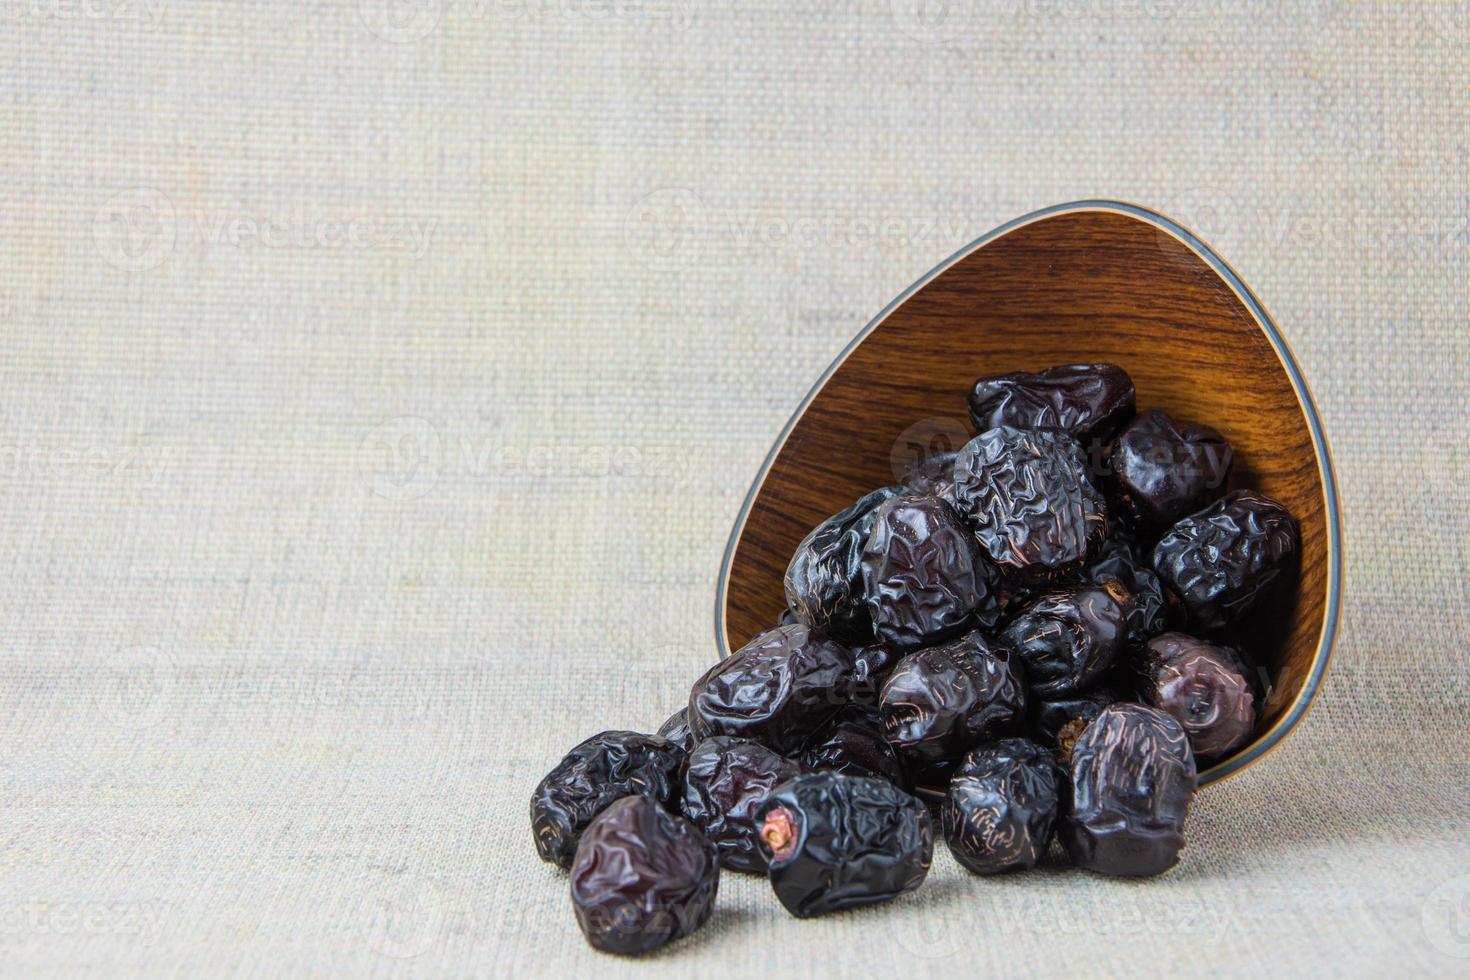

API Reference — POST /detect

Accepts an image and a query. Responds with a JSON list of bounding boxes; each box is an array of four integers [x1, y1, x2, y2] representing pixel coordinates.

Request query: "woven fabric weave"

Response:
[[2, 2, 1467, 976]]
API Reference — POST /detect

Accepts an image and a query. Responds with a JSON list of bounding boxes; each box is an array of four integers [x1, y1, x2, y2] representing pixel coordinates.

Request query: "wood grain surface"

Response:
[[720, 207, 1334, 785]]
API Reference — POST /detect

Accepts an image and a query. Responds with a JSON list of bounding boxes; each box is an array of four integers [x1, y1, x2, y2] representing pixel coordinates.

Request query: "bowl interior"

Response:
[[717, 202, 1340, 786]]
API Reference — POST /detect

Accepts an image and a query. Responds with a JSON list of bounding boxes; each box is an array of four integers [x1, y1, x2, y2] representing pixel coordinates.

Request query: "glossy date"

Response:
[[1028, 685, 1120, 753], [784, 486, 901, 644], [1110, 410, 1231, 528], [1083, 524, 1171, 648], [1060, 703, 1197, 877], [688, 623, 855, 753], [682, 736, 804, 873], [655, 707, 696, 753], [1152, 490, 1299, 632], [757, 771, 932, 918], [531, 730, 686, 870], [953, 426, 1107, 583], [878, 630, 1026, 764], [799, 704, 905, 785], [998, 583, 1130, 698], [943, 738, 1062, 875], [1139, 632, 1259, 758], [968, 363, 1136, 445], [862, 492, 1002, 650], [571, 795, 719, 955]]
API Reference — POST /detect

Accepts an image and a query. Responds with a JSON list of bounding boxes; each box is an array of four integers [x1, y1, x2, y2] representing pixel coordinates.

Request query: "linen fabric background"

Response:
[[2, 2, 1467, 977]]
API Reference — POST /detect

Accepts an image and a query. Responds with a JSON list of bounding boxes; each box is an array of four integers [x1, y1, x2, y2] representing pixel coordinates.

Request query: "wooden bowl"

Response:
[[716, 201, 1342, 788]]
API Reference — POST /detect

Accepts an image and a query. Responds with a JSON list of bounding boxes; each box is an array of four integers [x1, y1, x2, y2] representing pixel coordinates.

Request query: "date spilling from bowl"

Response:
[[531, 363, 1299, 956]]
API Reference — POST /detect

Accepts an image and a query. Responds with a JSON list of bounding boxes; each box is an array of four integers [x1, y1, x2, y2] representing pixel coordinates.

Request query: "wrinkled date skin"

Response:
[[862, 493, 1002, 650], [953, 426, 1108, 583], [656, 707, 696, 753], [688, 624, 855, 754], [1110, 410, 1232, 528], [1061, 703, 1197, 877], [998, 583, 1130, 698], [849, 643, 900, 706], [900, 449, 960, 504], [1153, 490, 1299, 632], [784, 487, 902, 645], [800, 705, 906, 785], [943, 738, 1062, 875], [1141, 632, 1258, 758], [967, 363, 1136, 446], [570, 795, 720, 955], [1083, 527, 1171, 648], [531, 730, 686, 869], [879, 630, 1026, 764], [757, 771, 933, 918], [682, 737, 804, 873], [1028, 686, 1120, 753]]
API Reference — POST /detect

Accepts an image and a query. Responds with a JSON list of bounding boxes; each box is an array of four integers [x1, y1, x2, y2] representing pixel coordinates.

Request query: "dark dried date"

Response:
[[943, 738, 1062, 875], [953, 426, 1107, 583], [900, 448, 960, 504], [681, 736, 804, 873], [655, 707, 696, 753], [1083, 526, 1171, 647], [1028, 685, 1121, 752], [849, 643, 900, 706], [688, 623, 855, 754], [878, 630, 1026, 764], [570, 795, 719, 955], [998, 583, 1129, 698], [784, 487, 901, 644], [1152, 490, 1299, 632], [967, 363, 1136, 445], [799, 705, 905, 785], [1060, 703, 1197, 876], [1140, 632, 1258, 758], [862, 492, 1002, 650], [531, 730, 685, 869], [1110, 410, 1232, 528], [757, 771, 932, 918]]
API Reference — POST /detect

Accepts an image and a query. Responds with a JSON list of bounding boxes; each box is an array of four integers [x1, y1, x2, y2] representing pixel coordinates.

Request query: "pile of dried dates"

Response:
[[531, 363, 1300, 955]]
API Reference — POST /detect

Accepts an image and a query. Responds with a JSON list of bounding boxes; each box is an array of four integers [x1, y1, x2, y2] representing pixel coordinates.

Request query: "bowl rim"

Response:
[[715, 199, 1343, 789]]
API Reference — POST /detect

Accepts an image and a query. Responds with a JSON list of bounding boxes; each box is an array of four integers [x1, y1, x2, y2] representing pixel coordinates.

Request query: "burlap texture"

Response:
[[2, 2, 1467, 976]]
